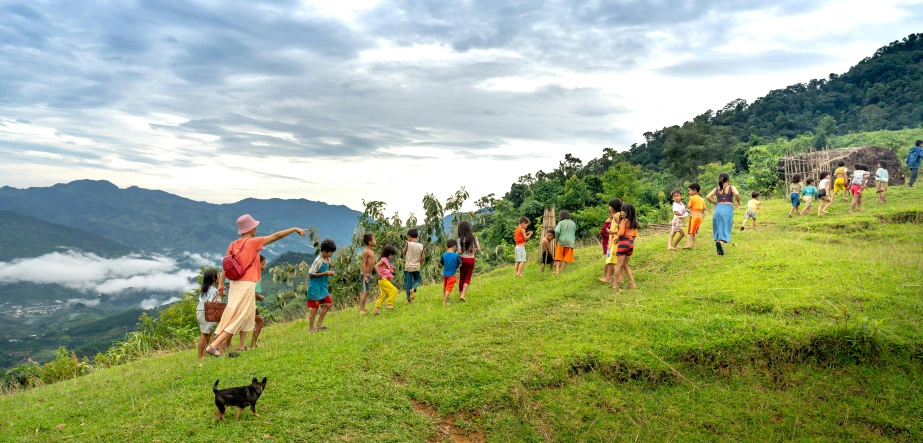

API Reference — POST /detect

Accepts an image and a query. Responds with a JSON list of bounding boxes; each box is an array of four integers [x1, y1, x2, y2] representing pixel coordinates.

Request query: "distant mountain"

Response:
[[0, 211, 133, 261], [268, 251, 315, 268], [0, 180, 361, 256]]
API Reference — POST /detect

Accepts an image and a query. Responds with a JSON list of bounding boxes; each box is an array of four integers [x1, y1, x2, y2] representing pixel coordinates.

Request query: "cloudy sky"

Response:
[[1, 0, 920, 217]]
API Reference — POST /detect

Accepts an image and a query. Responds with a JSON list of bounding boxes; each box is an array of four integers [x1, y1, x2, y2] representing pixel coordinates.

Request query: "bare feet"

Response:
[[386, 305, 395, 310], [598, 277, 612, 283], [372, 309, 381, 315], [359, 309, 369, 315], [459, 296, 467, 302], [668, 246, 677, 250]]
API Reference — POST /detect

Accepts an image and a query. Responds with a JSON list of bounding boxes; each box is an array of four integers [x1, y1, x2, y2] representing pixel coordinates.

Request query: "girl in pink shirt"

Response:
[[373, 245, 398, 314]]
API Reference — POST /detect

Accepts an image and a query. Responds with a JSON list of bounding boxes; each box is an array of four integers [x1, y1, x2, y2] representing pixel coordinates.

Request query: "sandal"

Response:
[[206, 346, 222, 357], [317, 325, 329, 331], [458, 296, 467, 302]]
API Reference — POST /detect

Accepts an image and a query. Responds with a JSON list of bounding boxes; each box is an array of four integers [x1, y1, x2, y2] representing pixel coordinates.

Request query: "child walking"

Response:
[[540, 230, 555, 273], [307, 239, 337, 333], [440, 239, 462, 306], [373, 245, 398, 314], [741, 191, 761, 231], [612, 203, 639, 290], [668, 191, 687, 249], [849, 165, 869, 213], [553, 210, 576, 274], [875, 161, 889, 203], [683, 184, 705, 250], [359, 233, 376, 314], [833, 161, 849, 201], [196, 269, 224, 359], [817, 171, 833, 215], [799, 178, 818, 216], [514, 217, 534, 276], [788, 174, 803, 217], [402, 229, 425, 302]]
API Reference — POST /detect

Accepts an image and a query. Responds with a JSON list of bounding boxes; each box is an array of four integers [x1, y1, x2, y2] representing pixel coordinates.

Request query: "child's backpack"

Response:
[[222, 238, 253, 281]]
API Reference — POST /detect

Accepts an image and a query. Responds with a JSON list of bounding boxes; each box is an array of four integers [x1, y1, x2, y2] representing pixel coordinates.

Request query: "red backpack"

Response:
[[222, 238, 253, 281]]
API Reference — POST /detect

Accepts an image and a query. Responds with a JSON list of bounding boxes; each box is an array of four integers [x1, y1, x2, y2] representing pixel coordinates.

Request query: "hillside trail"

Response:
[[3, 189, 923, 442]]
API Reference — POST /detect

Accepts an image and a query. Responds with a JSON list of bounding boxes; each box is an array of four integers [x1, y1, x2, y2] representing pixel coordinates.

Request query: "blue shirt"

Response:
[[802, 185, 818, 198], [440, 251, 461, 277], [307, 256, 331, 300], [907, 146, 922, 168]]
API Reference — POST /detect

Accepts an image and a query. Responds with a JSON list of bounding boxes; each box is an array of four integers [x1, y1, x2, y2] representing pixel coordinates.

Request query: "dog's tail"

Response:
[[213, 379, 220, 392]]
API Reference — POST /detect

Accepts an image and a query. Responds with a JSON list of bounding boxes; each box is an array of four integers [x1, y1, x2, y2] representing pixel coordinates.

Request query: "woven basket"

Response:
[[203, 300, 226, 322]]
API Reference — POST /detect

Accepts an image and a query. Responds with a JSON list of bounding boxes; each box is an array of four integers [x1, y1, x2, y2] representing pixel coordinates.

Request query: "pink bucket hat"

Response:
[[236, 214, 260, 234]]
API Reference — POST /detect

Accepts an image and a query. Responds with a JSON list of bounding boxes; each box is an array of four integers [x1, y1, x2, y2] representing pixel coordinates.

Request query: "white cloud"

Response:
[[182, 251, 222, 268], [140, 296, 181, 310], [0, 251, 196, 295]]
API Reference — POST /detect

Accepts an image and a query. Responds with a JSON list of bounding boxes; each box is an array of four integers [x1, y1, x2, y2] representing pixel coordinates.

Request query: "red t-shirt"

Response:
[[226, 236, 265, 282], [514, 227, 526, 246], [601, 221, 611, 254]]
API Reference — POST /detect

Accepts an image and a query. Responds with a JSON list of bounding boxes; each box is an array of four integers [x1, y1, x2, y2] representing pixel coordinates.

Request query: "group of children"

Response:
[[789, 160, 891, 217]]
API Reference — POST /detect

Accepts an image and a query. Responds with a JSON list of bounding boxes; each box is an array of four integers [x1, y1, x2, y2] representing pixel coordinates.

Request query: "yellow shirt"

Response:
[[746, 199, 761, 211], [688, 195, 706, 213]]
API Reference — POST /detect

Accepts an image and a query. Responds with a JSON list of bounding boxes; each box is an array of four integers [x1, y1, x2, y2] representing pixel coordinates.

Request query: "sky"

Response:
[[1, 0, 921, 218]]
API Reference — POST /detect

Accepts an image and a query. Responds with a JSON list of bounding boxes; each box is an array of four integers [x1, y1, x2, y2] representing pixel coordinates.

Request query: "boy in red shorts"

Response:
[[683, 183, 706, 250], [307, 239, 337, 333], [440, 239, 462, 306]]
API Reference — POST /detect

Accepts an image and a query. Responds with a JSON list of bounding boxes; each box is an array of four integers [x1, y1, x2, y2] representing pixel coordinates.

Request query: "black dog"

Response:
[[213, 377, 267, 421]]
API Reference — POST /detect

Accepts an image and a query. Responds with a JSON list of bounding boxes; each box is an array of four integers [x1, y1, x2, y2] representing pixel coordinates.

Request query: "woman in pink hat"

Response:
[[206, 214, 305, 357]]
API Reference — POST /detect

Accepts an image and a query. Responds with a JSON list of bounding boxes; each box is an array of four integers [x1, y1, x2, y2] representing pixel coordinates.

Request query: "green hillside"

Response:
[[0, 211, 132, 261], [3, 189, 922, 441]]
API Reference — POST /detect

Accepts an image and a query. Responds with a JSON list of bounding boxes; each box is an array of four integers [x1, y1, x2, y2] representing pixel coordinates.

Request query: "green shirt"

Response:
[[255, 281, 262, 293], [554, 219, 577, 248]]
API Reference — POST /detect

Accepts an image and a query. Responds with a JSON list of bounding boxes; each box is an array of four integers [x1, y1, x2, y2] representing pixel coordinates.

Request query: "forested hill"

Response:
[[0, 211, 132, 261], [624, 33, 923, 178]]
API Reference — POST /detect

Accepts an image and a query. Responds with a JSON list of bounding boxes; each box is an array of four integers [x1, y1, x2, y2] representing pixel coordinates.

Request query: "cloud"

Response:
[[657, 50, 841, 77], [0, 251, 196, 295], [182, 251, 222, 268], [140, 296, 180, 310]]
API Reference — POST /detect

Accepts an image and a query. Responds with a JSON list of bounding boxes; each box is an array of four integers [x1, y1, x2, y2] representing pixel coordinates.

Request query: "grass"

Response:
[[3, 187, 923, 442]]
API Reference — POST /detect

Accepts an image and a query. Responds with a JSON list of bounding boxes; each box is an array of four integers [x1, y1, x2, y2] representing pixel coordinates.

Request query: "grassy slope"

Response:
[[3, 188, 923, 442]]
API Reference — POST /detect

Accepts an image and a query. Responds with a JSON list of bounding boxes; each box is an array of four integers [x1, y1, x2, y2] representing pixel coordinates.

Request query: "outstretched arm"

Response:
[[264, 227, 306, 246]]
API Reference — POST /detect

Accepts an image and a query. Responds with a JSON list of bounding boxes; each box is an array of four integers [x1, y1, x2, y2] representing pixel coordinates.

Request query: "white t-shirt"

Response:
[[818, 178, 830, 191], [671, 202, 687, 220], [197, 286, 219, 311], [404, 241, 424, 272], [852, 170, 868, 185]]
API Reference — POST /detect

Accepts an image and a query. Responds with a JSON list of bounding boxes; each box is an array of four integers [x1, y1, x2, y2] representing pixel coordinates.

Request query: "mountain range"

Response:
[[0, 180, 361, 258]]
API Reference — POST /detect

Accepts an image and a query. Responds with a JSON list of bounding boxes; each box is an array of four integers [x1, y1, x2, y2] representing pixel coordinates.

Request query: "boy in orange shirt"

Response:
[[683, 183, 706, 250], [513, 216, 534, 276]]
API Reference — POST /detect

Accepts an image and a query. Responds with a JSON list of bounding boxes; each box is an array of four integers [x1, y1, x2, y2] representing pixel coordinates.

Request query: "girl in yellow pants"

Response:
[[373, 246, 398, 314]]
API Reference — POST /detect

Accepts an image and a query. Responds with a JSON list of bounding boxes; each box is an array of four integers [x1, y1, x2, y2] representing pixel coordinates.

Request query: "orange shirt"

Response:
[[617, 220, 638, 239], [226, 236, 265, 282], [514, 226, 526, 245], [688, 195, 706, 214]]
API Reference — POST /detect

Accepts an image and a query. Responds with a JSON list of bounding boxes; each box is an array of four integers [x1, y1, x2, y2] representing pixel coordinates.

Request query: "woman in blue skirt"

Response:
[[705, 172, 741, 256]]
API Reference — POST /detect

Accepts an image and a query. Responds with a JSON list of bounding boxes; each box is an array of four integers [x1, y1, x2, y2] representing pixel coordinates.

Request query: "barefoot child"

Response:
[[307, 239, 337, 333], [799, 178, 818, 216], [788, 174, 803, 217], [553, 210, 576, 274], [196, 269, 224, 359], [440, 239, 462, 305], [683, 184, 705, 250], [601, 199, 621, 281], [514, 217, 534, 276], [359, 233, 376, 314], [540, 230, 555, 273], [741, 191, 761, 231], [373, 245, 398, 314], [402, 229, 425, 302], [612, 203, 639, 290], [817, 171, 833, 215], [849, 165, 869, 214], [875, 161, 889, 203], [668, 191, 687, 249], [833, 162, 849, 201]]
